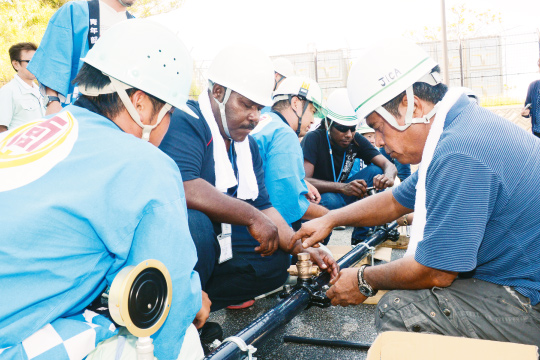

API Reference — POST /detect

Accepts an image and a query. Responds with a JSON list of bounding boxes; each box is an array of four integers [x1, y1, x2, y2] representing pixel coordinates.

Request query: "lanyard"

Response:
[[228, 142, 239, 197], [326, 131, 346, 183]]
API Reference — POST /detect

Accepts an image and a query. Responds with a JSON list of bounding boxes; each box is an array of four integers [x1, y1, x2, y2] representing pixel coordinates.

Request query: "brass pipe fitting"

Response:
[[287, 252, 320, 279]]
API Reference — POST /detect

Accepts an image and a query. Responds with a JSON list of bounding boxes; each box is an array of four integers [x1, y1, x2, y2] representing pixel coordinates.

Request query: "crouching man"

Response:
[[159, 45, 337, 316], [0, 20, 205, 359], [294, 39, 540, 348]]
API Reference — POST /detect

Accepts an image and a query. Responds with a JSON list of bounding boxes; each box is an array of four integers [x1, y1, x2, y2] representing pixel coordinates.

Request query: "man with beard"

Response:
[[159, 45, 338, 351], [28, 0, 136, 115]]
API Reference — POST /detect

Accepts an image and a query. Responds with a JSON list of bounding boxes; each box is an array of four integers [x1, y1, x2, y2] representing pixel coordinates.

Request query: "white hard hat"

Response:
[[347, 38, 442, 131], [357, 125, 375, 134], [326, 88, 358, 126], [80, 19, 196, 141], [208, 45, 274, 107], [273, 76, 326, 118], [272, 57, 294, 78]]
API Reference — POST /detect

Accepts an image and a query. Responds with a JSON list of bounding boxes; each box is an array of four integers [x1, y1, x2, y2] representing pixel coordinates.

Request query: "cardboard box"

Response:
[[366, 331, 538, 360], [327, 245, 392, 265]]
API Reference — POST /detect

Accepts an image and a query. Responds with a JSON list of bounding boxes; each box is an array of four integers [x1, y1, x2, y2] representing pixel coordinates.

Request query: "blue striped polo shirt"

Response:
[[393, 94, 540, 305]]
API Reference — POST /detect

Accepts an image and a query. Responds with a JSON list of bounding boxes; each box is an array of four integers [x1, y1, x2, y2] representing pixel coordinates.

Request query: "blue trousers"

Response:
[[187, 209, 290, 311], [320, 164, 383, 244]]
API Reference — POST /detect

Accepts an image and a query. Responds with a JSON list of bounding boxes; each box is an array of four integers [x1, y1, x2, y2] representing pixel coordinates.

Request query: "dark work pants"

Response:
[[376, 278, 540, 349], [187, 209, 290, 311], [319, 164, 383, 244]]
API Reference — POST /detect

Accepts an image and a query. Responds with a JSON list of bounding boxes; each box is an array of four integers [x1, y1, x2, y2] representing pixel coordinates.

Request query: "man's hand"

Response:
[[373, 174, 394, 190], [302, 247, 339, 281], [45, 101, 62, 116], [340, 179, 367, 198], [326, 268, 367, 306], [291, 216, 335, 249], [304, 179, 321, 204], [247, 212, 279, 256], [521, 107, 531, 117], [193, 291, 211, 329]]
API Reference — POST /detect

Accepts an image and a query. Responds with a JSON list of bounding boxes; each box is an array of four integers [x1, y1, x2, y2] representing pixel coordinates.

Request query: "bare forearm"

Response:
[[45, 87, 58, 97], [383, 162, 397, 181], [184, 178, 260, 226], [326, 190, 410, 228], [305, 177, 344, 194], [372, 154, 397, 181], [262, 207, 295, 252], [302, 203, 329, 220], [364, 256, 458, 290]]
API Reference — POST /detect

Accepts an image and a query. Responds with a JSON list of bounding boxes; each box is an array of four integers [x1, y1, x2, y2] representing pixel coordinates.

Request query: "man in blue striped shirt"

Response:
[[292, 39, 540, 348]]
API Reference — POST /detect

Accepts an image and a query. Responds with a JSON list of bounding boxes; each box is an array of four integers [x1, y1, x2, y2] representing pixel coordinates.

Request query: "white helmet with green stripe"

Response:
[[326, 88, 358, 127], [273, 76, 326, 135], [347, 38, 442, 131]]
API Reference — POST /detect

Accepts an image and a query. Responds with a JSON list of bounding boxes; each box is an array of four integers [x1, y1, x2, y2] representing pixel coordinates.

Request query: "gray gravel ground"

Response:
[[207, 226, 406, 360]]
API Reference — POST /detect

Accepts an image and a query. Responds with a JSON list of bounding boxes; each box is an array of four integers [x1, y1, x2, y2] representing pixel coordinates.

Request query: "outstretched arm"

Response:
[[292, 189, 411, 249]]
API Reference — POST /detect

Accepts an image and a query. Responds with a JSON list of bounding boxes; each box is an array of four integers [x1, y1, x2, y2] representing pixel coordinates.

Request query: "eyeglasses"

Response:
[[332, 123, 357, 133], [18, 60, 31, 65]]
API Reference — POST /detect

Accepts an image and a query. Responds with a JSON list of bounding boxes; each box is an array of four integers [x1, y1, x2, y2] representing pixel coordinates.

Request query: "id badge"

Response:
[[218, 223, 233, 264]]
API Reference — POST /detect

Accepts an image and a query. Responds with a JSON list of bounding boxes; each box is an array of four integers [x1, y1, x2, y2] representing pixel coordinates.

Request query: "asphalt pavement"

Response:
[[207, 226, 406, 360]]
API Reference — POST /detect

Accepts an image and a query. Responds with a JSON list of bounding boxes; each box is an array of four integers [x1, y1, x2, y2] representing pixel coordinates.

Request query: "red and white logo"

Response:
[[0, 111, 78, 192]]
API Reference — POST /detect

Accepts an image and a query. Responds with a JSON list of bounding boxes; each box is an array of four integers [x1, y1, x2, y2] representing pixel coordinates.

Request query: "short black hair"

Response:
[[9, 42, 37, 71], [382, 65, 448, 117], [73, 63, 165, 119]]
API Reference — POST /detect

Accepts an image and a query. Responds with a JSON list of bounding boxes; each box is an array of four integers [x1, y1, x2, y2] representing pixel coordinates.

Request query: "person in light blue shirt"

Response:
[[251, 76, 328, 228], [28, 0, 135, 115], [0, 19, 205, 360]]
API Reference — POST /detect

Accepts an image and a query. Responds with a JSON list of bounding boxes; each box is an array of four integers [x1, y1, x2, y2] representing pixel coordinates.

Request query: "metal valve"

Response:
[[287, 253, 320, 279]]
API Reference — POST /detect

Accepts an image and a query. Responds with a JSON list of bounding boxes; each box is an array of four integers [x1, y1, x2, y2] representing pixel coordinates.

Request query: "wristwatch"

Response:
[[357, 264, 378, 297], [44, 95, 61, 107]]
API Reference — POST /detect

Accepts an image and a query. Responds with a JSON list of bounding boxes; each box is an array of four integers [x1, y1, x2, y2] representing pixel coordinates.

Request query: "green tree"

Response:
[[0, 0, 58, 85]]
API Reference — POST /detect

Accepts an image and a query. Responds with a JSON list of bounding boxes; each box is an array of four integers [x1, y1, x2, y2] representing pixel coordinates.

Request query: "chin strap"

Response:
[[289, 95, 309, 137], [79, 75, 170, 142], [109, 77, 171, 142], [375, 85, 440, 131], [274, 74, 285, 91], [209, 80, 232, 140]]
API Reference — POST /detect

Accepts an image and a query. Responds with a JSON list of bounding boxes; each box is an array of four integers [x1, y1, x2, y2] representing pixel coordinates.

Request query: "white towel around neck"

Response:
[[198, 88, 259, 200], [405, 88, 468, 257]]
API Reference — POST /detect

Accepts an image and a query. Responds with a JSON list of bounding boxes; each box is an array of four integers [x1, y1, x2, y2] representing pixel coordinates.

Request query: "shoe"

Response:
[[226, 299, 255, 310], [199, 322, 223, 355], [333, 225, 346, 230]]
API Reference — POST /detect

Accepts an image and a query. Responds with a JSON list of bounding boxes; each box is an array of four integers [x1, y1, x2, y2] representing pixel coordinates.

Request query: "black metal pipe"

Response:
[[205, 222, 398, 360], [283, 335, 371, 350]]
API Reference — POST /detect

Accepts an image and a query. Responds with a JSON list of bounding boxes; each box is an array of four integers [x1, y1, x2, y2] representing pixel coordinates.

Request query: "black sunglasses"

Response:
[[332, 123, 356, 133]]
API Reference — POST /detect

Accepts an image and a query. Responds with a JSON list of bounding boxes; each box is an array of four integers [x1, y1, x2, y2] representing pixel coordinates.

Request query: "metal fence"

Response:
[[190, 32, 540, 106]]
